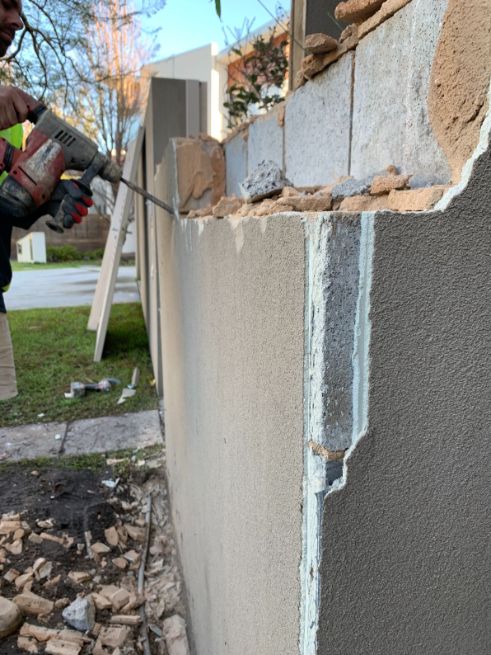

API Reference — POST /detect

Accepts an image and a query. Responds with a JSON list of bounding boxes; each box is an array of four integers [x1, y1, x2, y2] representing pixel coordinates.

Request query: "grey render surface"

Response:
[[350, 0, 451, 180], [317, 142, 491, 654], [156, 212, 305, 655]]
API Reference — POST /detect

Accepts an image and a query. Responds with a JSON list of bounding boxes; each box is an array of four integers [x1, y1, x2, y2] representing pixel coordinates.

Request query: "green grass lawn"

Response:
[[11, 261, 101, 271], [2, 303, 158, 427]]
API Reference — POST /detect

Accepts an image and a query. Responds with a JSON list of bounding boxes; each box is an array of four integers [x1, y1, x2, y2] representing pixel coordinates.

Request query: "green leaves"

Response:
[[214, 0, 221, 17]]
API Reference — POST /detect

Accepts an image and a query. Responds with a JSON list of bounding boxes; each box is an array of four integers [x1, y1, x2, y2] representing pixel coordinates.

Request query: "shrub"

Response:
[[47, 245, 80, 262]]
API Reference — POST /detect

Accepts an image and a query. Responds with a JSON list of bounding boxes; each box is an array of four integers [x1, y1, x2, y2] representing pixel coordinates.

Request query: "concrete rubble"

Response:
[[240, 160, 292, 202], [186, 166, 449, 220], [0, 451, 189, 655]]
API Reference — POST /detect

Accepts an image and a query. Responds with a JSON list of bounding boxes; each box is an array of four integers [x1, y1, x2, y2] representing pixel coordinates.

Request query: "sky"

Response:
[[143, 0, 290, 62]]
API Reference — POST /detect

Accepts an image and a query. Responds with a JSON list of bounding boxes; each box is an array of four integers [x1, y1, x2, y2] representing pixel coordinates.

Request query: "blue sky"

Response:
[[144, 0, 290, 61]]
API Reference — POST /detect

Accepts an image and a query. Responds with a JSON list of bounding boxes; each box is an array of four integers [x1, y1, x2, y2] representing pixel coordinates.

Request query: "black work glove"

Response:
[[45, 180, 94, 229]]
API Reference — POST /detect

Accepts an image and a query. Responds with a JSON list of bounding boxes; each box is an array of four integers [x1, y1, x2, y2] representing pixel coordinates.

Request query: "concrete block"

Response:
[[0, 422, 65, 461], [285, 52, 353, 186], [240, 160, 291, 202], [225, 130, 248, 196], [248, 107, 284, 174], [63, 411, 162, 455], [350, 0, 451, 181]]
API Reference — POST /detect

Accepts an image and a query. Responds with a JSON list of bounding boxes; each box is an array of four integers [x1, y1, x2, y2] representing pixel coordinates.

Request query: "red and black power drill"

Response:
[[0, 90, 122, 232]]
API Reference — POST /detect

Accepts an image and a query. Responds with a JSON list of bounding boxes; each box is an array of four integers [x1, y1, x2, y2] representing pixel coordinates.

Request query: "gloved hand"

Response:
[[47, 180, 94, 229]]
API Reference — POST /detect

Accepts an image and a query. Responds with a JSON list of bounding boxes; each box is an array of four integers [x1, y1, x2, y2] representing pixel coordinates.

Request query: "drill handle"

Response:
[[15, 89, 47, 124]]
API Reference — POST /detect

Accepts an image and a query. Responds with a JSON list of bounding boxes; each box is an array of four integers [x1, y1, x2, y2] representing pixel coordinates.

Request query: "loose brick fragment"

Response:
[[339, 194, 390, 212], [104, 527, 119, 547], [212, 196, 244, 218], [45, 639, 81, 655], [17, 636, 39, 654], [370, 174, 410, 195], [335, 0, 386, 23], [305, 33, 338, 54], [387, 186, 448, 212], [14, 591, 55, 616]]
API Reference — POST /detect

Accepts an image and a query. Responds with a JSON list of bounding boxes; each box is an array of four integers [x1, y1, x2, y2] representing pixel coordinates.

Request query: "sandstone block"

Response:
[[0, 595, 23, 638], [387, 186, 448, 212], [339, 195, 390, 212], [172, 136, 225, 213], [370, 174, 410, 195], [305, 33, 338, 54], [335, 0, 385, 23]]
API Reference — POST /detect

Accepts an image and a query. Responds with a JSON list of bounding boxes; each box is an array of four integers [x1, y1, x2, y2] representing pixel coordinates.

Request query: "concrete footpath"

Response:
[[0, 410, 163, 461], [7, 265, 139, 310]]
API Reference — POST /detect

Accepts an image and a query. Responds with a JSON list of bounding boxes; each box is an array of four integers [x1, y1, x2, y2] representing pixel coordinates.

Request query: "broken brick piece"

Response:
[[104, 527, 119, 547], [110, 614, 142, 626], [98, 625, 131, 648], [212, 196, 244, 218], [370, 174, 410, 195], [17, 636, 39, 654], [387, 186, 448, 212], [305, 33, 338, 54], [339, 194, 390, 212], [45, 639, 81, 655], [91, 543, 111, 556], [14, 591, 55, 616], [20, 623, 58, 642], [335, 0, 385, 23]]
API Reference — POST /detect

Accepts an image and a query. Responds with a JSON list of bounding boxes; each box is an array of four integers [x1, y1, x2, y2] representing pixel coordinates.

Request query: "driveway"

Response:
[[5, 265, 139, 310]]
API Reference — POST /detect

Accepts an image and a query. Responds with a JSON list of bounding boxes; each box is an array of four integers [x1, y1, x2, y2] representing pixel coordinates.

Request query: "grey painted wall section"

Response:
[[157, 211, 306, 655], [317, 141, 490, 654], [285, 53, 353, 186], [225, 131, 248, 196], [247, 108, 285, 174], [350, 0, 451, 181]]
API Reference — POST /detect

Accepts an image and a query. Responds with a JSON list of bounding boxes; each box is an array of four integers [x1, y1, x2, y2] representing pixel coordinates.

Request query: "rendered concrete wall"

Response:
[[225, 131, 248, 196], [350, 0, 451, 181], [317, 124, 491, 654], [156, 205, 306, 655], [285, 53, 354, 186], [247, 106, 284, 174]]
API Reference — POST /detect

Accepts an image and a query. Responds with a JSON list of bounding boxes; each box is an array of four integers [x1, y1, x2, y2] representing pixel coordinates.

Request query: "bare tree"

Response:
[[68, 0, 156, 168]]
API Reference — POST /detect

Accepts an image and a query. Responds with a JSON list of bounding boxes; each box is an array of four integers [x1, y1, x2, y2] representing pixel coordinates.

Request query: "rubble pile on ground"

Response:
[[295, 0, 412, 87], [0, 453, 189, 655], [187, 161, 449, 221]]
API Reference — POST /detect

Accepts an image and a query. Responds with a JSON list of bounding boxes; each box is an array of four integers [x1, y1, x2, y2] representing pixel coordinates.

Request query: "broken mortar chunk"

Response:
[[240, 161, 292, 203]]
